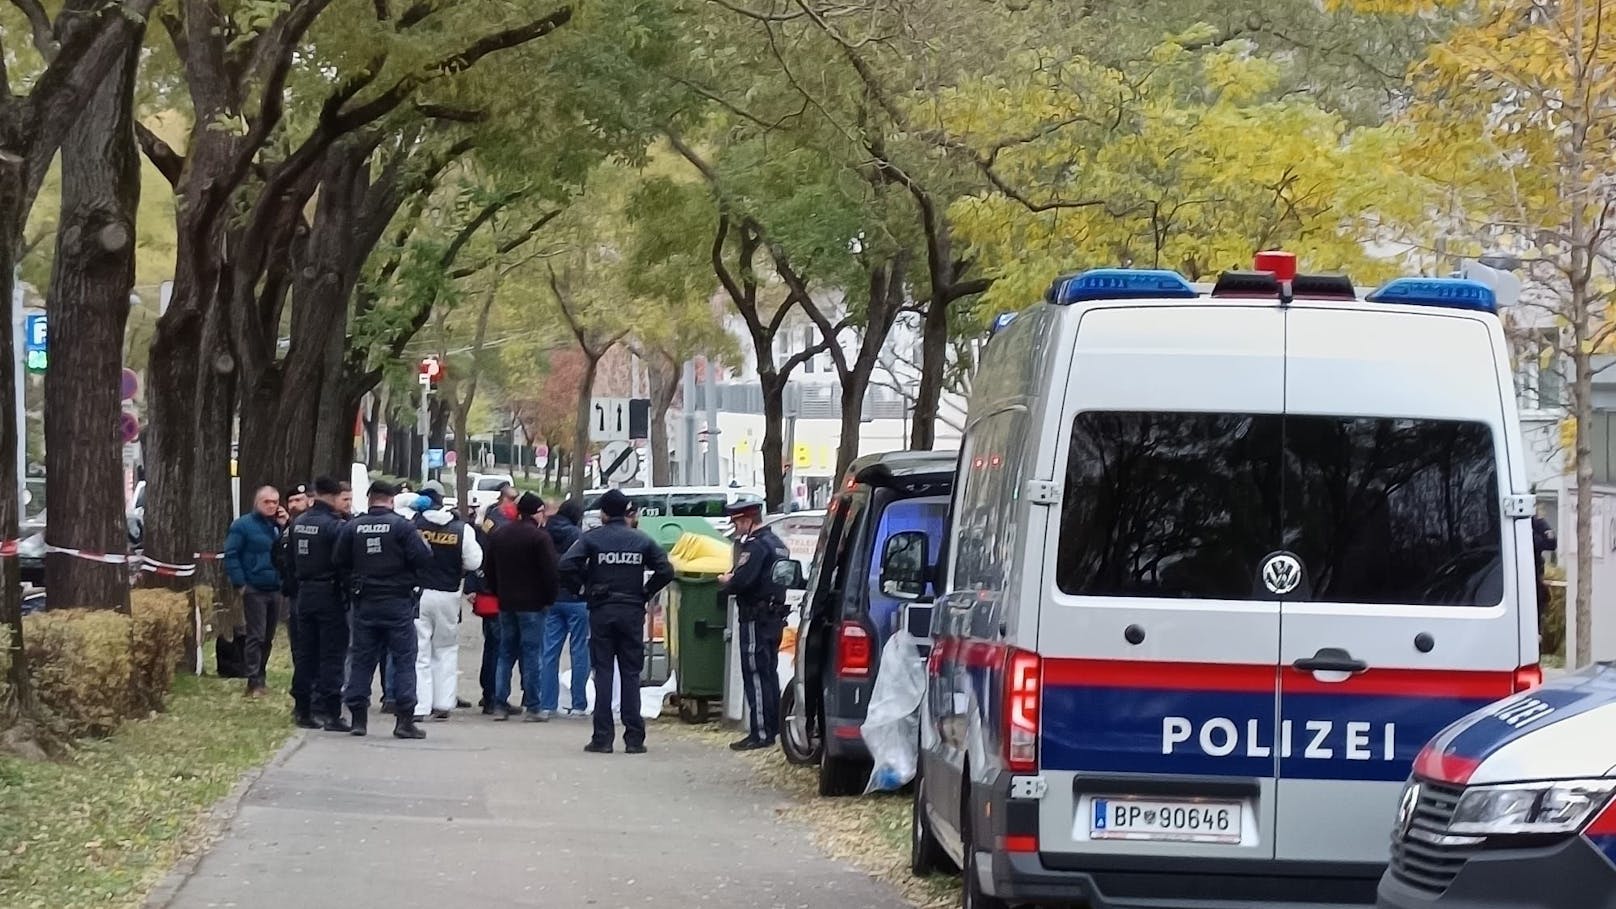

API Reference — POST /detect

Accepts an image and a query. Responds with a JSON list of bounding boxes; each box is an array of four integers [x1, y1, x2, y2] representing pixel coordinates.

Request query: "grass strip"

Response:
[[0, 649, 293, 908]]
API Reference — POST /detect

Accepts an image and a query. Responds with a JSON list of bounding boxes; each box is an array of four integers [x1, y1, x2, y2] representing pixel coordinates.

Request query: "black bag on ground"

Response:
[[215, 630, 247, 678]]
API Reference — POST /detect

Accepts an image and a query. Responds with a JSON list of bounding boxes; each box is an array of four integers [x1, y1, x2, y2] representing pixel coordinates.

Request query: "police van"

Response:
[[912, 255, 1543, 908]]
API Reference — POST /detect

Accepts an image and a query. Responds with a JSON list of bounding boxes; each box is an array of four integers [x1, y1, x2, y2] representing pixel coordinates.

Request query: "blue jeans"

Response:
[[540, 601, 590, 712], [479, 615, 511, 706], [495, 611, 546, 711]]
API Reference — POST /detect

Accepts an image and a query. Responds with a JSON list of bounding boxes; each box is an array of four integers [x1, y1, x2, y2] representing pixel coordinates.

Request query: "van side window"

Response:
[[952, 411, 1026, 594]]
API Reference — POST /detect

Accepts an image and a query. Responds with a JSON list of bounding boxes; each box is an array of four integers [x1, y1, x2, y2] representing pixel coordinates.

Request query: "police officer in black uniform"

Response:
[[335, 481, 436, 739], [558, 489, 674, 755], [289, 476, 353, 732], [719, 497, 791, 751]]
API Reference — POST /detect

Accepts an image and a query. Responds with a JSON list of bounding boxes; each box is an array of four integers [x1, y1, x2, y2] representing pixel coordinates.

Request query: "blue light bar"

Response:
[[1057, 268, 1198, 305], [990, 312, 1018, 333], [1365, 278, 1496, 313]]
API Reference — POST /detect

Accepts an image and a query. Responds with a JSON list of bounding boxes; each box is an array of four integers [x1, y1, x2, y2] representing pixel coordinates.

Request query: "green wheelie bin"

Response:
[[666, 571, 727, 723]]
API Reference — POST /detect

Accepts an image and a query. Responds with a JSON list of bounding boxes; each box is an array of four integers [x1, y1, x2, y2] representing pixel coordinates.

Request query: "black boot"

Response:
[[293, 699, 320, 730], [323, 709, 353, 733], [393, 711, 426, 740], [349, 705, 368, 737]]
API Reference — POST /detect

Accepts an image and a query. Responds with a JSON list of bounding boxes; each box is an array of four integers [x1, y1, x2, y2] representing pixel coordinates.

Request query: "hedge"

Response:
[[0, 591, 193, 739]]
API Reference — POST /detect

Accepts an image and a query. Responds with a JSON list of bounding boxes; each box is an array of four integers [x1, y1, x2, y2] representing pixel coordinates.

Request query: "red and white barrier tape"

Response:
[[34, 544, 198, 578]]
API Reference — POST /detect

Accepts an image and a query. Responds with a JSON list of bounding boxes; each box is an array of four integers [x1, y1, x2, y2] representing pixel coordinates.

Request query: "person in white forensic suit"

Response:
[[410, 483, 482, 721]]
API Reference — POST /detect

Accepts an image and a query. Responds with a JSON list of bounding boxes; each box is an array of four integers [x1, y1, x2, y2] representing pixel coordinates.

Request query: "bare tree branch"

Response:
[[8, 0, 56, 59]]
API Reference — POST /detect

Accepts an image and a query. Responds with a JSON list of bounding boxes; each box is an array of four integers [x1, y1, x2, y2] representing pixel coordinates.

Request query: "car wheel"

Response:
[[780, 684, 821, 766], [911, 771, 955, 876], [960, 807, 1009, 909], [817, 751, 868, 798]]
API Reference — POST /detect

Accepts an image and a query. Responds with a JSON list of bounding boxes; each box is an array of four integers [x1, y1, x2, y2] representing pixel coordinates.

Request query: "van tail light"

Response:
[[1513, 665, 1543, 694], [836, 622, 872, 679], [1004, 648, 1041, 772]]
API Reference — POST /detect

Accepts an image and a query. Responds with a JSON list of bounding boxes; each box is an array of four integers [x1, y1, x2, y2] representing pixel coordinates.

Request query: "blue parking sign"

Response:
[[24, 314, 46, 372]]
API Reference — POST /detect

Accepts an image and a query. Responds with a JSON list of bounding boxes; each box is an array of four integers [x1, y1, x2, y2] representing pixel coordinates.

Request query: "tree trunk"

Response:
[[760, 372, 788, 511], [837, 363, 872, 484], [1572, 321, 1595, 668], [43, 32, 143, 611], [647, 354, 678, 487], [0, 149, 39, 742], [569, 353, 600, 501], [910, 299, 949, 451], [193, 300, 237, 615]]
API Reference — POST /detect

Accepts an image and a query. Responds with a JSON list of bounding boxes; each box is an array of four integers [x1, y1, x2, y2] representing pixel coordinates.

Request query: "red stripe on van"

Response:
[[1045, 659, 1517, 700], [1283, 667, 1517, 699], [1041, 659, 1276, 692]]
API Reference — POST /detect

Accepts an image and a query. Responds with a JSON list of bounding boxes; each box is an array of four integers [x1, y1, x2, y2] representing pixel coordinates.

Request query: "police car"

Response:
[[1379, 664, 1616, 909], [911, 255, 1542, 908]]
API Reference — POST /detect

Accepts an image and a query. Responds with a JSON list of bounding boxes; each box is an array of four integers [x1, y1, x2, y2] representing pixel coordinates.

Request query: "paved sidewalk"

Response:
[[158, 624, 905, 909]]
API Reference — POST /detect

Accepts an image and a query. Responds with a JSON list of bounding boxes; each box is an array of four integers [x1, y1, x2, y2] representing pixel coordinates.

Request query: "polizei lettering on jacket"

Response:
[[597, 551, 644, 566], [354, 521, 393, 535], [1162, 717, 1397, 761]]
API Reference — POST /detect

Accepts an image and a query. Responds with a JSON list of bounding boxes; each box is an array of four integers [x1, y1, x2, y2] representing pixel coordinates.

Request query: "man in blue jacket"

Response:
[[225, 486, 287, 697]]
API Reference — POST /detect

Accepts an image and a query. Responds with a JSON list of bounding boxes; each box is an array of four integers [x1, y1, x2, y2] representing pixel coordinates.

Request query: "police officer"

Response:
[[289, 477, 353, 732], [335, 481, 436, 739], [718, 497, 791, 751], [558, 489, 674, 755]]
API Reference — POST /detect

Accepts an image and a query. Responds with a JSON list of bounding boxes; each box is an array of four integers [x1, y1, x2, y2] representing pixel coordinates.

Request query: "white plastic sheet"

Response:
[[574, 670, 678, 720], [860, 630, 927, 794]]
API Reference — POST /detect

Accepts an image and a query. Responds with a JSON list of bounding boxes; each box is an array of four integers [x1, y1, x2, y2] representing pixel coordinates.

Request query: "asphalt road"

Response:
[[154, 623, 905, 909]]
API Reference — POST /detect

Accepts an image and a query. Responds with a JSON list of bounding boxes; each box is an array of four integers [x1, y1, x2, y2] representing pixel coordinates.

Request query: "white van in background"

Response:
[[913, 260, 1542, 908]]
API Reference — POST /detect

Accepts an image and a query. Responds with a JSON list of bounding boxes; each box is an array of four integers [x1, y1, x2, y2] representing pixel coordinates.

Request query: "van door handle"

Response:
[[1293, 648, 1368, 673]]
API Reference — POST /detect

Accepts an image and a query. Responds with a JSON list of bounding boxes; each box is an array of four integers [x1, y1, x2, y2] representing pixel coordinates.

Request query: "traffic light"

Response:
[[419, 356, 443, 386], [628, 398, 650, 440]]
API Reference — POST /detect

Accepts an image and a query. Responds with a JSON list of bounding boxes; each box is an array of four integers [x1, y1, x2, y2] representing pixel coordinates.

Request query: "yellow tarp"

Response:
[[668, 532, 733, 574]]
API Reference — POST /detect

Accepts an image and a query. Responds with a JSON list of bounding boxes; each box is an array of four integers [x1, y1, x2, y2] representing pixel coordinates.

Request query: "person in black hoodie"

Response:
[[484, 492, 559, 721], [538, 500, 590, 719]]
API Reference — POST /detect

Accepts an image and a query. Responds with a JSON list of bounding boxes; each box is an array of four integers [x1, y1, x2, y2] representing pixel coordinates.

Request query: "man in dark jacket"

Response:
[[539, 500, 590, 719], [225, 486, 287, 697], [289, 477, 351, 731], [484, 492, 559, 721], [558, 489, 674, 754]]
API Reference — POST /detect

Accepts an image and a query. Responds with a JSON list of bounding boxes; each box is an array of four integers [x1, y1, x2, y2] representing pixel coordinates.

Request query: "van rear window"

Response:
[[1056, 412, 1502, 606]]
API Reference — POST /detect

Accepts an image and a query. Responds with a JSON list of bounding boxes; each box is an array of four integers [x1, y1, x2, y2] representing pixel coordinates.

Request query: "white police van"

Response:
[[1380, 664, 1616, 908], [912, 255, 1543, 909]]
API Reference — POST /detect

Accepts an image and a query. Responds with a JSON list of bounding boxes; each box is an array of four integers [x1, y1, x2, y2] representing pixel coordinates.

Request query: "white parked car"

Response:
[[465, 473, 515, 510]]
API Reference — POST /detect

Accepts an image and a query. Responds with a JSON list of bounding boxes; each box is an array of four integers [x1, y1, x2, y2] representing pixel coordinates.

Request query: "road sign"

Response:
[[534, 443, 550, 469], [428, 448, 445, 469], [419, 356, 443, 386], [120, 368, 140, 401], [24, 314, 45, 372], [445, 449, 458, 468], [598, 440, 639, 484], [119, 412, 140, 444], [590, 397, 630, 442]]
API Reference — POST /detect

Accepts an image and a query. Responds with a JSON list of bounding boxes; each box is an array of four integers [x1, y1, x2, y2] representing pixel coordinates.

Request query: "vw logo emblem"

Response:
[[1396, 782, 1422, 840], [1261, 553, 1303, 596]]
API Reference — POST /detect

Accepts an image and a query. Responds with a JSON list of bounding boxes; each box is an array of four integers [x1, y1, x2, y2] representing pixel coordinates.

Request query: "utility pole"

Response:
[[418, 356, 441, 484], [704, 357, 720, 485], [682, 359, 698, 485], [783, 382, 799, 508], [11, 268, 24, 511]]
